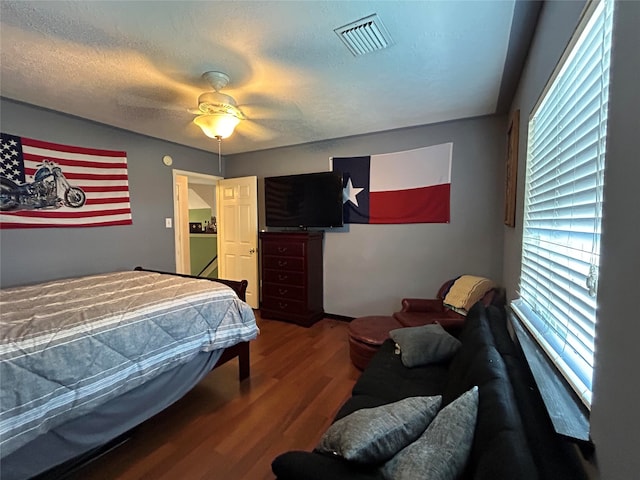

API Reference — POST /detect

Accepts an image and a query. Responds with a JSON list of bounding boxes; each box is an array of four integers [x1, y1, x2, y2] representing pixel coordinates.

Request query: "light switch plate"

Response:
[[165, 218, 172, 228]]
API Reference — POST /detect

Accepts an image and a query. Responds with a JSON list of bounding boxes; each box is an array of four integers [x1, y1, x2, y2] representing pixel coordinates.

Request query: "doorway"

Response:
[[172, 169, 221, 277]]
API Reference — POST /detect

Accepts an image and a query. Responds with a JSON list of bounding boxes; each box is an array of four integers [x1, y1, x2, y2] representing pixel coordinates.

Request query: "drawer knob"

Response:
[[278, 302, 288, 309], [277, 247, 288, 253], [278, 260, 288, 267], [278, 274, 288, 281], [278, 288, 288, 295]]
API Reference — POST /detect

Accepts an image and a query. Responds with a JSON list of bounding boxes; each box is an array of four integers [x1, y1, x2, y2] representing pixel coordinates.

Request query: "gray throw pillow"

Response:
[[381, 386, 479, 480], [316, 395, 442, 464], [389, 323, 462, 368]]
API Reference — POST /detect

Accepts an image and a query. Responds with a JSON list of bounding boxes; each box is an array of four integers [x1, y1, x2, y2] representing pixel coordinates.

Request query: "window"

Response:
[[511, 0, 614, 409]]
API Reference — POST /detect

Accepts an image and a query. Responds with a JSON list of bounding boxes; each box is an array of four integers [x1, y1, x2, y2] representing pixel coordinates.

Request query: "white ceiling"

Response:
[[0, 1, 538, 156]]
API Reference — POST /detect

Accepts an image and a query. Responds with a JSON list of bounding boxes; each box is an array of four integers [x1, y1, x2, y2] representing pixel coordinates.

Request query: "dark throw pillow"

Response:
[[389, 323, 462, 368], [316, 395, 442, 464], [381, 386, 479, 480]]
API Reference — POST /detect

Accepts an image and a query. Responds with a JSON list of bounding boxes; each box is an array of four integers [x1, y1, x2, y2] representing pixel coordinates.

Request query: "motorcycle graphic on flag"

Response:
[[0, 159, 86, 211]]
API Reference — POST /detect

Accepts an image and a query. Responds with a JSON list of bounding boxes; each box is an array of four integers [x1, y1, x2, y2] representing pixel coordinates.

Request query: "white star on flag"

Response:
[[343, 177, 364, 207]]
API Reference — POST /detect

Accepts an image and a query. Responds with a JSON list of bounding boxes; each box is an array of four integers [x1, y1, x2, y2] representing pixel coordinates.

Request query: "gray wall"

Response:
[[0, 98, 220, 287], [227, 115, 506, 318], [6, 1, 636, 476], [502, 1, 640, 478]]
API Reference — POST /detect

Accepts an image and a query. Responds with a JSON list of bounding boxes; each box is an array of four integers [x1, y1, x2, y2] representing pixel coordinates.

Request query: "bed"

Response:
[[0, 267, 259, 480]]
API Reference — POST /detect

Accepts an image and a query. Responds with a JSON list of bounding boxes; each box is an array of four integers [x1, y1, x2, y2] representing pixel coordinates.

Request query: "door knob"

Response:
[[249, 248, 256, 254]]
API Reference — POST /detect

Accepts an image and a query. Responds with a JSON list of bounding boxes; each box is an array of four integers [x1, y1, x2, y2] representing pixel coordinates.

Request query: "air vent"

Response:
[[334, 14, 393, 56]]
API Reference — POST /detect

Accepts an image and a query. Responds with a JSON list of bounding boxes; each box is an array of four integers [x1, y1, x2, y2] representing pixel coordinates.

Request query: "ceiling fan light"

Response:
[[194, 113, 241, 139]]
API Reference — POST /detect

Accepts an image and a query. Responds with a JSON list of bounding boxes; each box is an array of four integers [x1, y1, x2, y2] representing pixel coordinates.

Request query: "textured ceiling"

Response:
[[0, 1, 530, 155]]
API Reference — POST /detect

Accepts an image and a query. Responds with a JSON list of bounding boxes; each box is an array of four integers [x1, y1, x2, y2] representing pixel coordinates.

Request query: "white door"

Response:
[[174, 174, 190, 274], [217, 176, 259, 308]]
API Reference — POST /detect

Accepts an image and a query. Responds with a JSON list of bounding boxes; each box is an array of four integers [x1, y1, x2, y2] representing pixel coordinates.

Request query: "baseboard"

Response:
[[324, 313, 354, 322]]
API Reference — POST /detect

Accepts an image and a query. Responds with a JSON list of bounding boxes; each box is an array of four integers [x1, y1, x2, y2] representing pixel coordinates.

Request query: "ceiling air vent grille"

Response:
[[334, 14, 393, 56]]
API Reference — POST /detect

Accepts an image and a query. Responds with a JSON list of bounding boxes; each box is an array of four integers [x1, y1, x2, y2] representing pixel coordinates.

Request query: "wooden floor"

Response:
[[70, 312, 360, 480]]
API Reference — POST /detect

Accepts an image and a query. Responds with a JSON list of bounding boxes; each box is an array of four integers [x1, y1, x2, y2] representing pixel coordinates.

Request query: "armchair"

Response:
[[393, 277, 504, 336]]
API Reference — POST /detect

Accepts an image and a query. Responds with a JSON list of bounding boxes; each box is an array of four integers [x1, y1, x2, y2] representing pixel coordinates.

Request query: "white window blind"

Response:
[[511, 0, 614, 409]]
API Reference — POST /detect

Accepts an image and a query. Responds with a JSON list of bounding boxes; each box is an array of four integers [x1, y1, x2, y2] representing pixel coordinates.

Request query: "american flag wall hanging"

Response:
[[0, 132, 133, 228]]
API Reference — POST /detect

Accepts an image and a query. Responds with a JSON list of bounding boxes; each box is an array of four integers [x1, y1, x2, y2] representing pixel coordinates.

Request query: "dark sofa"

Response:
[[272, 302, 588, 480]]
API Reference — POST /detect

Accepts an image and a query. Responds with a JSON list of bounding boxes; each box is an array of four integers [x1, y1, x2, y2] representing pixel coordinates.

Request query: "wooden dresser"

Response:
[[259, 231, 324, 327]]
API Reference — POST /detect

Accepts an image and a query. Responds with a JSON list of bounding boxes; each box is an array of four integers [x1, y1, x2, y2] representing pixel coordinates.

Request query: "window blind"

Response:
[[512, 0, 613, 409]]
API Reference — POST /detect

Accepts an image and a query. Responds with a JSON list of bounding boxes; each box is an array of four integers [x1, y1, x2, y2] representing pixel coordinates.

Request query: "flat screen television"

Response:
[[264, 171, 343, 228]]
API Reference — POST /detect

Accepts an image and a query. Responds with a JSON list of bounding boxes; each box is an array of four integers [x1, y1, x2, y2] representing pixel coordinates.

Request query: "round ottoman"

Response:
[[348, 316, 402, 370]]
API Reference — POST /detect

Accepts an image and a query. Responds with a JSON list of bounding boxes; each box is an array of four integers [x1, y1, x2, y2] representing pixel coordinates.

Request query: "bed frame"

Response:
[[134, 266, 251, 380]]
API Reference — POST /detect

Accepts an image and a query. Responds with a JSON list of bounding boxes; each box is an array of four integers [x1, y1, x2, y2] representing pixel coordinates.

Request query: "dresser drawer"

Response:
[[262, 283, 305, 301], [262, 297, 307, 315], [262, 242, 305, 257], [263, 255, 304, 272], [263, 269, 305, 285]]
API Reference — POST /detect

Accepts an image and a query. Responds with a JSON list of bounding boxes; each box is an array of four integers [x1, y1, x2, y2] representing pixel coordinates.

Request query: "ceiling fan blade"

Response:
[[117, 92, 191, 113], [236, 119, 277, 142], [183, 117, 207, 137], [238, 102, 301, 121], [236, 91, 302, 121]]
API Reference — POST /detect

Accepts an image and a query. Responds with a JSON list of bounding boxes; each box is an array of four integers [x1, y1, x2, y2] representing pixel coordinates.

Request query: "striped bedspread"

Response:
[[0, 270, 258, 458]]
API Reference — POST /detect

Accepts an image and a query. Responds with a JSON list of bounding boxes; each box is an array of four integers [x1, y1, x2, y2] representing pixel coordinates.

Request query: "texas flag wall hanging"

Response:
[[331, 143, 452, 224]]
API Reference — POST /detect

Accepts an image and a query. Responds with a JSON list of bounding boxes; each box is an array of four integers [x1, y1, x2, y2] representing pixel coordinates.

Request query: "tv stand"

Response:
[[259, 231, 324, 327]]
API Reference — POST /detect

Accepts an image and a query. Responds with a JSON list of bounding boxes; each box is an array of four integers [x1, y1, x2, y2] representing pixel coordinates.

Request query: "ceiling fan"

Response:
[[192, 71, 245, 140], [117, 70, 283, 144]]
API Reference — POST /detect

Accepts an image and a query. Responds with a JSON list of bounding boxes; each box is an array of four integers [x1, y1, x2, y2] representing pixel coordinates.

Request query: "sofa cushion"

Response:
[[389, 323, 461, 368], [486, 305, 517, 356], [469, 430, 538, 480], [457, 301, 495, 345], [352, 340, 449, 402], [444, 337, 539, 480], [442, 304, 496, 406], [272, 450, 384, 480], [467, 356, 538, 480], [443, 344, 497, 407], [316, 396, 442, 464], [381, 386, 478, 480]]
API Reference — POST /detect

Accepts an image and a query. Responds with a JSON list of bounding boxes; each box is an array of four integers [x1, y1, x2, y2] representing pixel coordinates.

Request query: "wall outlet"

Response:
[[165, 218, 172, 228]]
